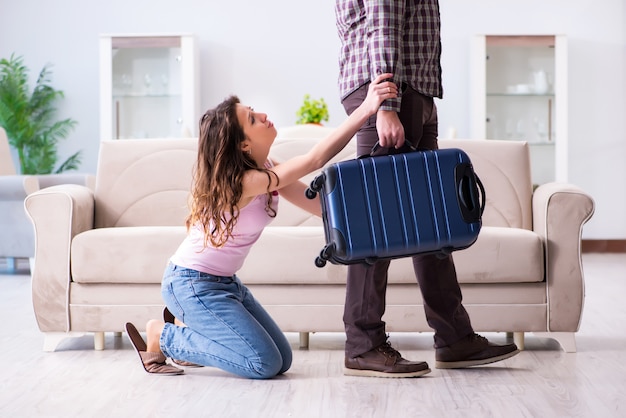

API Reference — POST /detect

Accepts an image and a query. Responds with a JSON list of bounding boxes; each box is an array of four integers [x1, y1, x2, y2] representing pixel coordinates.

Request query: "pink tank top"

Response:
[[170, 190, 278, 277]]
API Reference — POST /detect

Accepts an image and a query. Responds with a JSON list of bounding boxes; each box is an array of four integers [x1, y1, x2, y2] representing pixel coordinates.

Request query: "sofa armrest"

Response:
[[24, 184, 95, 332], [532, 183, 595, 331], [36, 173, 96, 191]]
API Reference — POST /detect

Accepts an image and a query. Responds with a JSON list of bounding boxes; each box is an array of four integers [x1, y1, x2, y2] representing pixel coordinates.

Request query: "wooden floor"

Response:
[[1, 254, 625, 418]]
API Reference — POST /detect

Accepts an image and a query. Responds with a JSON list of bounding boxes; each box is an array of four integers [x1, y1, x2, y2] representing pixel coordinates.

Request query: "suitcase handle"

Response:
[[366, 140, 417, 157], [457, 167, 486, 221]]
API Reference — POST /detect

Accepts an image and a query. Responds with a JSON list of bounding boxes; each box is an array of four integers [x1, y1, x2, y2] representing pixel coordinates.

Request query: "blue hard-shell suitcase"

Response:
[[305, 148, 485, 268]]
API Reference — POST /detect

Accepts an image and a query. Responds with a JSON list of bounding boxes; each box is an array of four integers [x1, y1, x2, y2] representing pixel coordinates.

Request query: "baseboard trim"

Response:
[[582, 239, 626, 253]]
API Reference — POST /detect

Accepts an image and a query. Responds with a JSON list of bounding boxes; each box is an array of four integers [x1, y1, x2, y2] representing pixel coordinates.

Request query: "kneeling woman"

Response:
[[125, 73, 398, 378]]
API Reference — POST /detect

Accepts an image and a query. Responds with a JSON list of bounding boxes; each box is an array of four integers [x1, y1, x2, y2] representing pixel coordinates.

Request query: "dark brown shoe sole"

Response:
[[343, 367, 431, 378], [435, 348, 520, 369]]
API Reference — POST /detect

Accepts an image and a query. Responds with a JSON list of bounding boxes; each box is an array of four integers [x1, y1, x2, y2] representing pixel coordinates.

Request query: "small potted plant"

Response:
[[295, 94, 329, 125], [0, 53, 81, 174]]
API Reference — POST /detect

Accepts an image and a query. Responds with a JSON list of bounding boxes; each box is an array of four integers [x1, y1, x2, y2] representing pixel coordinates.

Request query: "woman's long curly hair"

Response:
[[187, 95, 277, 248]]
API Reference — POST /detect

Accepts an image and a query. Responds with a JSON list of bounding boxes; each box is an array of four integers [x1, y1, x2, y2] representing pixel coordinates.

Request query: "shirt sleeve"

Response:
[[364, 0, 405, 112]]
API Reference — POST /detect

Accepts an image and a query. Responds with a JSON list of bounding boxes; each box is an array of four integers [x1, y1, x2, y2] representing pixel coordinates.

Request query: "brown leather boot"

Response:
[[344, 341, 431, 378], [435, 333, 520, 369]]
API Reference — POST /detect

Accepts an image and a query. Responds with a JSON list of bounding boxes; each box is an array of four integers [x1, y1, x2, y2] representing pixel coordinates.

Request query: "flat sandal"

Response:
[[125, 322, 184, 375]]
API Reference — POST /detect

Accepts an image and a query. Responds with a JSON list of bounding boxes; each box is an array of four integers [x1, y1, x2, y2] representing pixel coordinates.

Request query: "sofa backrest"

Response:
[[95, 138, 197, 228], [269, 136, 357, 227], [269, 137, 533, 231], [93, 135, 533, 231], [440, 139, 532, 230]]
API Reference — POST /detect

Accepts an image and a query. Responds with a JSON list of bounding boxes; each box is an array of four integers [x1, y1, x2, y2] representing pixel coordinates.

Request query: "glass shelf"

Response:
[[100, 34, 199, 140], [471, 34, 567, 185], [112, 93, 183, 99], [527, 141, 555, 146], [487, 93, 555, 98]]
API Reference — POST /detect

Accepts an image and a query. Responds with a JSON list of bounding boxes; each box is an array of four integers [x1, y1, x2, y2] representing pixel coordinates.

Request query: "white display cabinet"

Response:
[[470, 35, 568, 185], [99, 34, 199, 140]]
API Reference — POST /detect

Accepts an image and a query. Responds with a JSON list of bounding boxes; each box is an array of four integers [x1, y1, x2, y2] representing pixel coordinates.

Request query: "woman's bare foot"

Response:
[[125, 322, 183, 375], [146, 319, 165, 353]]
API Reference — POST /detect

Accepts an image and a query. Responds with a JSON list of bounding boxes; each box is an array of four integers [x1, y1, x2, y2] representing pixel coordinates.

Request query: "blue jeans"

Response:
[[160, 263, 292, 379]]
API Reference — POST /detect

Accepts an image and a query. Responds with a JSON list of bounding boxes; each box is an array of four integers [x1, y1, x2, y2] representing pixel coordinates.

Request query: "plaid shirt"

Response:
[[335, 0, 443, 111]]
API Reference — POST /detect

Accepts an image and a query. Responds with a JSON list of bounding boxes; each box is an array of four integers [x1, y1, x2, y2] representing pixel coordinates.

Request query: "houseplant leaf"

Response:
[[0, 53, 80, 174], [296, 94, 329, 125]]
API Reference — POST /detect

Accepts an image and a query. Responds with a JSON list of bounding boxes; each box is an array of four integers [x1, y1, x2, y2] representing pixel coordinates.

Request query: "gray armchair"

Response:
[[0, 127, 94, 271]]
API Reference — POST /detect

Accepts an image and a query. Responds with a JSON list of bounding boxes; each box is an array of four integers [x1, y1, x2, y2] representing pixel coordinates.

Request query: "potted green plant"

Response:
[[0, 53, 81, 174], [295, 94, 329, 125]]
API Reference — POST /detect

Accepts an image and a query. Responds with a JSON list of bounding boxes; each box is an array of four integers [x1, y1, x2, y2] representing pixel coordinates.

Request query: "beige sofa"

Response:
[[24, 133, 595, 353]]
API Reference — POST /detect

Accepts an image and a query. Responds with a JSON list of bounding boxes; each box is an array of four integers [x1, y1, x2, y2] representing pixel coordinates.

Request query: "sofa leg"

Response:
[[113, 332, 122, 338], [299, 332, 310, 350], [94, 332, 105, 350], [513, 332, 525, 350]]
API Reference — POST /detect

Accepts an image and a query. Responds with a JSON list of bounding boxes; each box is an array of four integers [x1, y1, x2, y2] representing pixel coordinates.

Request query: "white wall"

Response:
[[0, 0, 624, 239]]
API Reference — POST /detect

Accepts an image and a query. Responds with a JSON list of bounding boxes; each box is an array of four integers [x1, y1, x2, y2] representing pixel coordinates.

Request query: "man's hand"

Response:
[[376, 110, 405, 149]]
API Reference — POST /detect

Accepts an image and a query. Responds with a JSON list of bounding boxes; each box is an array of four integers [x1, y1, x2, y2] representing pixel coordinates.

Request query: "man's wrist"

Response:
[[378, 101, 401, 113]]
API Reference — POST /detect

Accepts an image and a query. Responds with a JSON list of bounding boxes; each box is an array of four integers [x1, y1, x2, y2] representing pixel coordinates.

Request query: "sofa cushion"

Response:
[[72, 225, 542, 286], [239, 226, 348, 284], [388, 226, 544, 284], [457, 226, 544, 283], [239, 225, 544, 285], [71, 226, 186, 284]]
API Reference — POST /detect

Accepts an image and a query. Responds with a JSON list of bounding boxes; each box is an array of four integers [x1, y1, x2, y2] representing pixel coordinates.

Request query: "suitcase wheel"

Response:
[[314, 256, 327, 268], [314, 244, 333, 268], [305, 187, 317, 199], [321, 243, 334, 260], [313, 243, 335, 267], [308, 174, 325, 193]]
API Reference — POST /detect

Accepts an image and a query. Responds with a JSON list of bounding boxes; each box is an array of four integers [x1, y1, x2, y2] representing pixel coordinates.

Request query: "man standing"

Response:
[[335, 0, 519, 377]]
